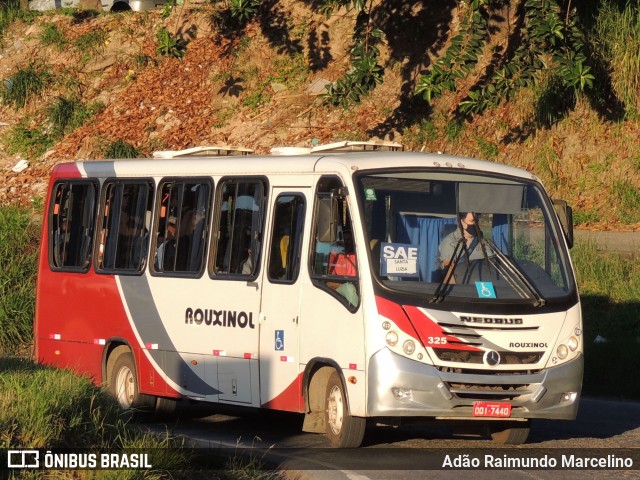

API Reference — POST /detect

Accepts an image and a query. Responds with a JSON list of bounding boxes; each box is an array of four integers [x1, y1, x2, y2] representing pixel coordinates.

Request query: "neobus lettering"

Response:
[[185, 308, 255, 329], [460, 316, 523, 325]]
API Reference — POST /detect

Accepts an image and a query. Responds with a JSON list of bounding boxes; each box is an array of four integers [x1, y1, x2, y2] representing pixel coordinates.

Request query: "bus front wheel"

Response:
[[324, 371, 365, 448], [489, 420, 531, 444]]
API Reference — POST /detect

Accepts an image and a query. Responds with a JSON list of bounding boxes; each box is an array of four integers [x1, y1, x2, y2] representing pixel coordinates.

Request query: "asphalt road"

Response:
[[145, 396, 640, 479]]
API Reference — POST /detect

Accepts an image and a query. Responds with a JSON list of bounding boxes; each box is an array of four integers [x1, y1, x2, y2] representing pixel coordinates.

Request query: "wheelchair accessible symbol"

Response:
[[275, 330, 285, 351], [475, 281, 496, 298]]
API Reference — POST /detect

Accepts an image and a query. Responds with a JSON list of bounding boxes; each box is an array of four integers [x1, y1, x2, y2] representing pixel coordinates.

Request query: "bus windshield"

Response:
[[357, 170, 573, 304]]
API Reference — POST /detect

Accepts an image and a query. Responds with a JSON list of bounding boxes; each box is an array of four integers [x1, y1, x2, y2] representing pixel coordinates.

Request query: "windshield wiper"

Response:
[[431, 236, 465, 303], [484, 238, 546, 307]]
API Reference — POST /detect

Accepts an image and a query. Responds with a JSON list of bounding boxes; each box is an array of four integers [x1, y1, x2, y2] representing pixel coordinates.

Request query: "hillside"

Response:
[[0, 0, 639, 228]]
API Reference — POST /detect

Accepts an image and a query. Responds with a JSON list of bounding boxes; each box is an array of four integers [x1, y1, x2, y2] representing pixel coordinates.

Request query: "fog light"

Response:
[[567, 336, 579, 351], [556, 344, 569, 359], [561, 392, 578, 403], [392, 387, 412, 400], [386, 331, 398, 347], [403, 339, 416, 355]]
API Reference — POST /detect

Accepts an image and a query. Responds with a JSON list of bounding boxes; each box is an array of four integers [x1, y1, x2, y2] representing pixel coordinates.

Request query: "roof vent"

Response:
[[311, 140, 403, 153], [269, 146, 313, 155], [153, 145, 254, 158]]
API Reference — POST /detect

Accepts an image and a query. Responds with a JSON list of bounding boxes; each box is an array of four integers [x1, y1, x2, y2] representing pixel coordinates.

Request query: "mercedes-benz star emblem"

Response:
[[484, 350, 501, 366]]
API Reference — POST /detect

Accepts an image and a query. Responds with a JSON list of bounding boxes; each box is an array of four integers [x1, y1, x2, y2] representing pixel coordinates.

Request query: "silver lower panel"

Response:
[[367, 348, 582, 420]]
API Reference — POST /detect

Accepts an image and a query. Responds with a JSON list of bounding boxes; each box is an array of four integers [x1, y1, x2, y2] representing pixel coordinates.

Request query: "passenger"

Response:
[[155, 217, 177, 270]]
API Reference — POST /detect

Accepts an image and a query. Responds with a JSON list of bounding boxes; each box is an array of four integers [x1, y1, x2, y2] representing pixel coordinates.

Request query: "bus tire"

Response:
[[489, 420, 531, 445], [155, 396, 177, 418], [109, 349, 145, 410], [325, 370, 365, 448]]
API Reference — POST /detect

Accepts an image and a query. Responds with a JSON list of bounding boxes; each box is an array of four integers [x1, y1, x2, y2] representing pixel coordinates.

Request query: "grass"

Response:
[[612, 179, 640, 224], [0, 62, 51, 109], [571, 240, 640, 399], [593, 0, 640, 118], [0, 206, 39, 354], [103, 139, 141, 158], [47, 96, 105, 136], [3, 121, 56, 159], [0, 0, 39, 41], [74, 28, 108, 60], [40, 23, 68, 50], [0, 356, 202, 478]]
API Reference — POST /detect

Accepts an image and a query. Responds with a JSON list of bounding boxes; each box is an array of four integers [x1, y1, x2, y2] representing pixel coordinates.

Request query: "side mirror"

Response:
[[553, 199, 573, 249], [316, 195, 339, 243]]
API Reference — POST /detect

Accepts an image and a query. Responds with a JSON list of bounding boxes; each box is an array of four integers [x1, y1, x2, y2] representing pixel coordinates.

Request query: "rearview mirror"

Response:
[[316, 195, 338, 243], [553, 199, 573, 249]]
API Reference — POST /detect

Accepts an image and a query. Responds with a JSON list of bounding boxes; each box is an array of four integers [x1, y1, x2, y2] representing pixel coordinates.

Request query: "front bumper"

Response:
[[367, 348, 582, 420]]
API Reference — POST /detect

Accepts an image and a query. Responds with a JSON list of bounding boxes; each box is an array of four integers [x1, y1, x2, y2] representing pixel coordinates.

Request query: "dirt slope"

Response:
[[0, 2, 639, 229]]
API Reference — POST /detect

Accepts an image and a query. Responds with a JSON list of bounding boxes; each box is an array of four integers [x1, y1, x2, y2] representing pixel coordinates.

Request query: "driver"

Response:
[[439, 211, 496, 279]]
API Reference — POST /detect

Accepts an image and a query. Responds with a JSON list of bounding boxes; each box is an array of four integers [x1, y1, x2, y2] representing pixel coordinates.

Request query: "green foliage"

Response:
[[402, 119, 438, 148], [0, 207, 39, 354], [416, 0, 593, 117], [229, 0, 260, 23], [0, 357, 197, 473], [39, 23, 67, 50], [572, 240, 640, 399], [612, 179, 640, 224], [271, 54, 310, 89], [1, 63, 51, 109], [476, 136, 499, 159], [156, 27, 186, 59], [103, 139, 140, 158], [416, 0, 489, 103], [74, 27, 108, 59], [161, 0, 176, 19], [593, 1, 640, 118], [320, 0, 384, 108], [0, 0, 39, 40], [444, 118, 465, 141], [3, 122, 55, 159], [322, 26, 384, 108], [535, 74, 575, 127], [47, 96, 104, 136]]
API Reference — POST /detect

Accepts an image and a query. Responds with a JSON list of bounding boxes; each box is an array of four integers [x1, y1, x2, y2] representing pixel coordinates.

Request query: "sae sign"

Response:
[[380, 242, 420, 278]]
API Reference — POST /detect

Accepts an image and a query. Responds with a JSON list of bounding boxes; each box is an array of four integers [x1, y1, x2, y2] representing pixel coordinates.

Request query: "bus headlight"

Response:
[[403, 339, 416, 355], [386, 331, 399, 347], [567, 336, 579, 351], [556, 344, 569, 360]]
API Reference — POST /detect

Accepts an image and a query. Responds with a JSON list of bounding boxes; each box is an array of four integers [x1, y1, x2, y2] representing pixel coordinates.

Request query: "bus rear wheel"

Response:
[[489, 420, 531, 444], [324, 371, 365, 448], [108, 348, 151, 411]]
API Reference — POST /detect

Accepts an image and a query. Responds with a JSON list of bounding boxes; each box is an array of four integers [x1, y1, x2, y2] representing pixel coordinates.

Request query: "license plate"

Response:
[[472, 401, 512, 418]]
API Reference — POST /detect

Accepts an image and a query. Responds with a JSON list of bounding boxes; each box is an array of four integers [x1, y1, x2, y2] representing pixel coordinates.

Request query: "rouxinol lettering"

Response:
[[185, 308, 256, 329], [509, 342, 548, 348]]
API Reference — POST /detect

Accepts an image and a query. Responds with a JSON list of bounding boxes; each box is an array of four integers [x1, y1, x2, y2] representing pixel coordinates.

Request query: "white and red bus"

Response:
[[34, 142, 582, 447]]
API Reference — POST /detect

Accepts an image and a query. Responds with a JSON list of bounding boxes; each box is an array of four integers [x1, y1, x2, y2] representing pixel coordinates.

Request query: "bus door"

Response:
[[204, 178, 267, 405], [259, 188, 310, 411]]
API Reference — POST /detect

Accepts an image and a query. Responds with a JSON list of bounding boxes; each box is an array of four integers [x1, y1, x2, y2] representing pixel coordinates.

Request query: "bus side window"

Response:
[[268, 194, 306, 283], [97, 180, 153, 274], [153, 179, 212, 275], [49, 180, 98, 272], [310, 176, 359, 309], [211, 178, 266, 278]]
